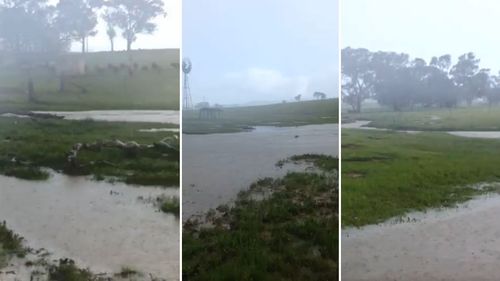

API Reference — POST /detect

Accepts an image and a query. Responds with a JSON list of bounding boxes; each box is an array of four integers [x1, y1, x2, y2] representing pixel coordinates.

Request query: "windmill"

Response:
[[182, 58, 193, 109]]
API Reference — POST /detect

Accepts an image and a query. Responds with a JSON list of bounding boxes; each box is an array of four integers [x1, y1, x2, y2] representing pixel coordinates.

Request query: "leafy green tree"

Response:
[[56, 0, 100, 53], [0, 0, 65, 52], [313, 91, 327, 100], [341, 47, 375, 113], [106, 0, 165, 51], [450, 52, 480, 105]]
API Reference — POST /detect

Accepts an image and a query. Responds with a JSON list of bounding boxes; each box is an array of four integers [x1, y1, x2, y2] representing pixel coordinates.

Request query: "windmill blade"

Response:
[[182, 58, 192, 73]]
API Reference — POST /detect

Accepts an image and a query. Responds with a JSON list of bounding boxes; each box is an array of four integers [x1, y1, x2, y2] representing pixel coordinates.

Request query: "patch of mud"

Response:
[[182, 123, 338, 219], [33, 110, 179, 124], [0, 171, 179, 279], [342, 189, 500, 281]]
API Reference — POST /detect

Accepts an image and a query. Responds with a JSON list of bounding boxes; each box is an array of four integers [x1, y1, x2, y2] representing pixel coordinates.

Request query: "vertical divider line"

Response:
[[179, 0, 184, 278], [338, 0, 342, 278]]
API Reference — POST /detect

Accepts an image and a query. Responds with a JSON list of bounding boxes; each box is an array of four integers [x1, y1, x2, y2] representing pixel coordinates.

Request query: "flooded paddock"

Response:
[[0, 171, 179, 279], [342, 192, 500, 281], [33, 110, 180, 124], [344, 120, 500, 139], [182, 123, 338, 219]]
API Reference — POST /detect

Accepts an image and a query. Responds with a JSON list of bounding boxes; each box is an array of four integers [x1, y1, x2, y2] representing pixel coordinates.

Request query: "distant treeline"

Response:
[[342, 47, 500, 112], [0, 0, 165, 54]]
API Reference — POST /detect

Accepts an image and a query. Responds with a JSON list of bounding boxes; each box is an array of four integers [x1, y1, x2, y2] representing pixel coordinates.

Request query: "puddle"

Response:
[[139, 128, 180, 133], [447, 131, 500, 139], [344, 120, 500, 140], [342, 190, 500, 281], [342, 120, 420, 134], [32, 110, 179, 124], [182, 123, 338, 219], [0, 171, 179, 279]]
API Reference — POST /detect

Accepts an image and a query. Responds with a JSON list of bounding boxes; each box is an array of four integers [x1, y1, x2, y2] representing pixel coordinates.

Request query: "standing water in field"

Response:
[[182, 123, 338, 219], [32, 110, 180, 124], [342, 191, 500, 281], [0, 171, 179, 279]]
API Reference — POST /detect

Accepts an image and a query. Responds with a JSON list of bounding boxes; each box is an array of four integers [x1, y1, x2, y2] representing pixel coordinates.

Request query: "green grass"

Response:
[[183, 99, 338, 134], [0, 117, 179, 186], [342, 129, 500, 227], [48, 259, 93, 281], [0, 221, 26, 260], [0, 49, 179, 111], [159, 196, 180, 217], [345, 105, 500, 131], [183, 155, 338, 280]]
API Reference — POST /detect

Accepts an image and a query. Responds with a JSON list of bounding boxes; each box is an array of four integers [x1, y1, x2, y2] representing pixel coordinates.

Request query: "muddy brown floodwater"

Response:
[[342, 191, 500, 281], [182, 123, 338, 219], [0, 171, 179, 279]]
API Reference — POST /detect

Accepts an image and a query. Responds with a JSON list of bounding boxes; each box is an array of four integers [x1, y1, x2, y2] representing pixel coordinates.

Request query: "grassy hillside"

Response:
[[183, 98, 338, 134], [0, 49, 179, 110]]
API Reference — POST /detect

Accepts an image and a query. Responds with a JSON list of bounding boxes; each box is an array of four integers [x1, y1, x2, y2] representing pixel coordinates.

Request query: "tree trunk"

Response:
[[127, 38, 132, 51], [59, 75, 66, 93], [28, 77, 35, 102], [81, 37, 85, 53], [110, 38, 114, 52]]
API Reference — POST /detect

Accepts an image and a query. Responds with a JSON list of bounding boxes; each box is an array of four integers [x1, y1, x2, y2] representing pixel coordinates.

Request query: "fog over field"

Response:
[[343, 0, 500, 72], [68, 0, 180, 51]]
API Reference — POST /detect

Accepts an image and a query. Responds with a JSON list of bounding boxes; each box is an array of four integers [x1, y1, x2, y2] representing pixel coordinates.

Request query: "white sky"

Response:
[[69, 0, 180, 52], [342, 0, 500, 72], [183, 0, 338, 105]]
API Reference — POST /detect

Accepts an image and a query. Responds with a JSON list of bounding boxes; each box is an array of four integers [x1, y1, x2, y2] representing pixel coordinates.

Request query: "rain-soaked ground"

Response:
[[342, 190, 500, 281], [0, 171, 179, 279], [182, 123, 338, 219], [343, 120, 500, 280]]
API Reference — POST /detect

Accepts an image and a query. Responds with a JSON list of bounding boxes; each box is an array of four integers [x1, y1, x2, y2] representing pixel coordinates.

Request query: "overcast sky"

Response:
[[70, 0, 180, 52], [183, 0, 338, 105], [342, 0, 500, 72]]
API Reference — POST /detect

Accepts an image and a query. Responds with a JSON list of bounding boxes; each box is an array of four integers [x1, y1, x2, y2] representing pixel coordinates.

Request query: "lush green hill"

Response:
[[0, 49, 179, 110], [183, 98, 338, 134]]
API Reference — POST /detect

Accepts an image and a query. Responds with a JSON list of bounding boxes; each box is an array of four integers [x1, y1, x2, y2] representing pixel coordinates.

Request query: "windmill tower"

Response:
[[182, 58, 193, 109]]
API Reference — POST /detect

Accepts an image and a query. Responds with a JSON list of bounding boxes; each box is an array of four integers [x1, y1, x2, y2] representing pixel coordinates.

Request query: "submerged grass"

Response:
[[159, 196, 180, 217], [342, 129, 500, 227], [48, 259, 93, 281], [0, 117, 179, 186], [0, 221, 26, 259], [183, 99, 338, 134], [183, 155, 338, 280]]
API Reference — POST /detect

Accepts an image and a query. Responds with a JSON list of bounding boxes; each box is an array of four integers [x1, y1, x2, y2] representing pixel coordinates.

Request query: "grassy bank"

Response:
[[0, 117, 179, 186], [342, 129, 500, 227], [183, 155, 338, 280], [0, 49, 179, 111], [183, 99, 338, 134], [345, 105, 500, 131]]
